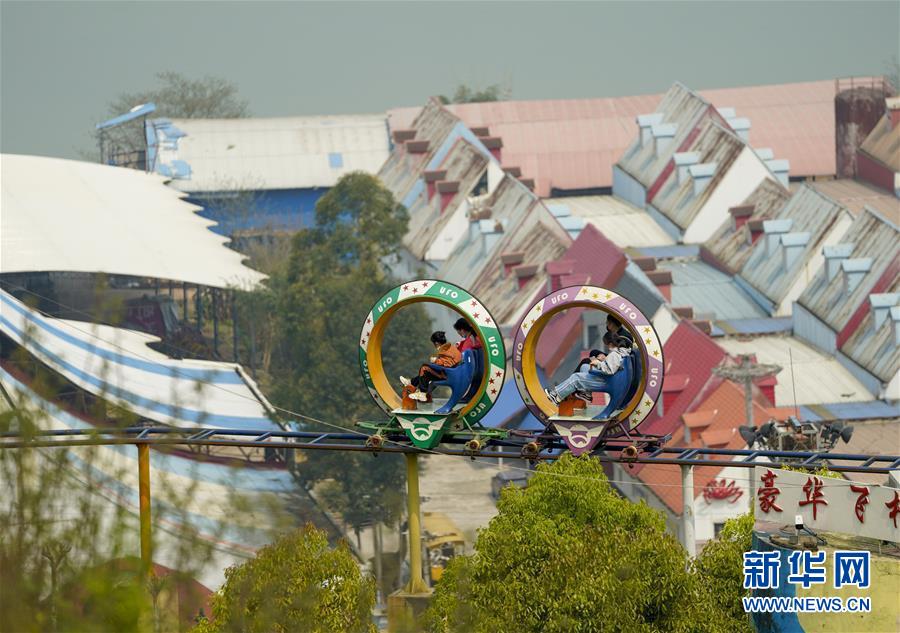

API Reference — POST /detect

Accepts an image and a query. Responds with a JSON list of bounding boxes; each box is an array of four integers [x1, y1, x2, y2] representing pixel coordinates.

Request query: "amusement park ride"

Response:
[[355, 279, 668, 459], [3, 279, 899, 609]]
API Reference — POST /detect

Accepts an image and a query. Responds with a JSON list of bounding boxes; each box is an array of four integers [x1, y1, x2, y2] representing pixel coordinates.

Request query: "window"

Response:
[[328, 153, 343, 169], [713, 522, 725, 538]]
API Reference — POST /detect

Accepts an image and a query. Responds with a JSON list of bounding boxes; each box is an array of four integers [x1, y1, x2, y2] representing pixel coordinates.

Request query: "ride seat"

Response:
[[593, 354, 634, 420], [427, 349, 477, 414]]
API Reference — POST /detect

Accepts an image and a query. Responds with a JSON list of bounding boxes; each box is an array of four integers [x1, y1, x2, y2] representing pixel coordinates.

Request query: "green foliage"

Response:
[[438, 83, 509, 104], [108, 71, 250, 120], [257, 172, 431, 531], [779, 464, 843, 479], [192, 525, 375, 633], [691, 512, 755, 633], [423, 455, 698, 633]]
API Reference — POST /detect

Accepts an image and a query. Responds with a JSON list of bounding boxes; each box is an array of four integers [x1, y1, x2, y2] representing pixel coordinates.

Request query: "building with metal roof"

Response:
[[736, 185, 854, 316], [443, 178, 572, 329], [614, 379, 786, 544], [146, 114, 391, 236], [702, 178, 791, 274], [613, 83, 787, 244], [543, 195, 675, 247], [716, 335, 875, 406], [388, 79, 836, 197], [856, 97, 900, 196], [656, 259, 767, 321], [794, 207, 899, 397], [806, 178, 898, 218], [1, 154, 266, 290]]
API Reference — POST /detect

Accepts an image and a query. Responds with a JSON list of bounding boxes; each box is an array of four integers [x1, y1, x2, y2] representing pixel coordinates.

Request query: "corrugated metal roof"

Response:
[[711, 317, 793, 336], [798, 207, 899, 333], [799, 400, 900, 422], [388, 80, 836, 197], [633, 244, 700, 259], [859, 114, 900, 172], [740, 185, 852, 305], [379, 101, 461, 209], [828, 419, 900, 486], [651, 118, 761, 232], [807, 179, 899, 218], [639, 320, 727, 437], [616, 83, 713, 189], [437, 176, 572, 328], [704, 178, 791, 273], [658, 259, 767, 320], [634, 379, 779, 514], [544, 195, 675, 247], [716, 335, 875, 405], [839, 277, 899, 382], [0, 154, 266, 290], [402, 139, 489, 259], [157, 114, 390, 192]]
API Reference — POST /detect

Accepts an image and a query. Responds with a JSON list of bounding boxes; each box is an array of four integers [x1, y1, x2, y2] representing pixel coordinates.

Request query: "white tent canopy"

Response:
[[0, 289, 278, 430], [1, 154, 266, 289]]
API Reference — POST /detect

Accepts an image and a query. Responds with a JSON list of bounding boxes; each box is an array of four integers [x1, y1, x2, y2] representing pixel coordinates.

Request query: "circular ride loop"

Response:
[[358, 279, 506, 449], [512, 285, 665, 456]]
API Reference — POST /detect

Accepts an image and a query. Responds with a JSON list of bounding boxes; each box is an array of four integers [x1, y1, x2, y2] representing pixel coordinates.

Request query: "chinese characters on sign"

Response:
[[758, 469, 783, 514], [753, 468, 900, 543], [743, 550, 870, 590]]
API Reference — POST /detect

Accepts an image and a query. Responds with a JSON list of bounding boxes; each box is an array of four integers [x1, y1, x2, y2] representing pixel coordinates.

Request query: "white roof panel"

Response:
[[159, 114, 390, 192], [1, 154, 266, 289], [543, 195, 675, 248], [716, 335, 875, 405]]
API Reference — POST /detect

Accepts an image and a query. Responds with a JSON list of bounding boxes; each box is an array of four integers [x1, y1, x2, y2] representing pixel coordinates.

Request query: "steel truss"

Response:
[[2, 426, 898, 473]]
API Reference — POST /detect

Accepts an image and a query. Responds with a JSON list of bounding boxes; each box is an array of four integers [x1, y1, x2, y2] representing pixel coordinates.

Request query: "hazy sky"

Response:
[[2, 1, 898, 159]]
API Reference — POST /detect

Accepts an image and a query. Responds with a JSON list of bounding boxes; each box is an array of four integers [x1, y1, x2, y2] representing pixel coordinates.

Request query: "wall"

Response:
[[835, 87, 888, 178], [792, 302, 837, 353], [683, 146, 776, 244], [190, 187, 325, 236], [857, 151, 897, 193], [693, 464, 751, 542], [612, 165, 647, 209]]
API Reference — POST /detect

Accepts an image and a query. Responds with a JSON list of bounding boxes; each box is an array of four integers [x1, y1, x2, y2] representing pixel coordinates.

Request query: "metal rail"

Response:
[[3, 426, 898, 473]]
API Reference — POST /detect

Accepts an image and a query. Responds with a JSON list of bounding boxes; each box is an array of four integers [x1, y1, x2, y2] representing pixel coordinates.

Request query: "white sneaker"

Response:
[[544, 388, 561, 405], [409, 390, 428, 402], [399, 376, 411, 387]]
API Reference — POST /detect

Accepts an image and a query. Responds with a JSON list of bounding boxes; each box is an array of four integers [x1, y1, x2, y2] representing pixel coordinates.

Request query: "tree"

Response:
[[93, 71, 249, 162], [439, 83, 509, 104], [108, 71, 250, 120], [265, 171, 431, 547], [422, 455, 699, 633], [691, 512, 754, 633], [193, 525, 376, 633]]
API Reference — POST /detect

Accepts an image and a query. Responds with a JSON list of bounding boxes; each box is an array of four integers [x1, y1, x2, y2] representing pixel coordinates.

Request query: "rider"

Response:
[[544, 333, 632, 405], [400, 331, 461, 402], [454, 317, 482, 354]]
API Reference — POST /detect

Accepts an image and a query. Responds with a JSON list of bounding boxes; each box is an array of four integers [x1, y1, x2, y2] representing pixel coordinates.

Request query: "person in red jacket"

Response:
[[400, 331, 461, 402], [454, 317, 482, 354]]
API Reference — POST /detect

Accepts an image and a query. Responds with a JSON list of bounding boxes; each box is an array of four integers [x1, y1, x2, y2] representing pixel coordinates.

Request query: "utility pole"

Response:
[[712, 354, 782, 430]]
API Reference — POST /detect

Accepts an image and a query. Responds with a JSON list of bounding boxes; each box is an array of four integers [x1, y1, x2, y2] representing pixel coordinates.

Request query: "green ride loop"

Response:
[[357, 279, 506, 449]]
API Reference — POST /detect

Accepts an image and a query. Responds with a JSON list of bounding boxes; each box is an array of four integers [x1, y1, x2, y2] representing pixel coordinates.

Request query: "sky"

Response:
[[2, 1, 898, 160]]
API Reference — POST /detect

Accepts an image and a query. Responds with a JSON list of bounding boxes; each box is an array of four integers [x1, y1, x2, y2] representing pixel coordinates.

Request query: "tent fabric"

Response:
[[0, 289, 278, 430], [1, 154, 266, 289]]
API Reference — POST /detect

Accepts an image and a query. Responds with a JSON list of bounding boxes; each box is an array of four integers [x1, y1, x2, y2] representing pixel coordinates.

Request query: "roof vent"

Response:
[[501, 251, 525, 276], [651, 123, 678, 157], [729, 204, 755, 231], [716, 107, 737, 119], [765, 158, 790, 187], [480, 219, 504, 255], [406, 139, 430, 154], [746, 218, 766, 245], [841, 258, 873, 294], [823, 243, 855, 280], [674, 152, 700, 185], [513, 264, 539, 290], [637, 113, 664, 147], [763, 219, 793, 256], [755, 147, 775, 161], [870, 293, 900, 328], [780, 232, 811, 269], [726, 117, 751, 142], [547, 260, 575, 291], [689, 162, 717, 196]]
